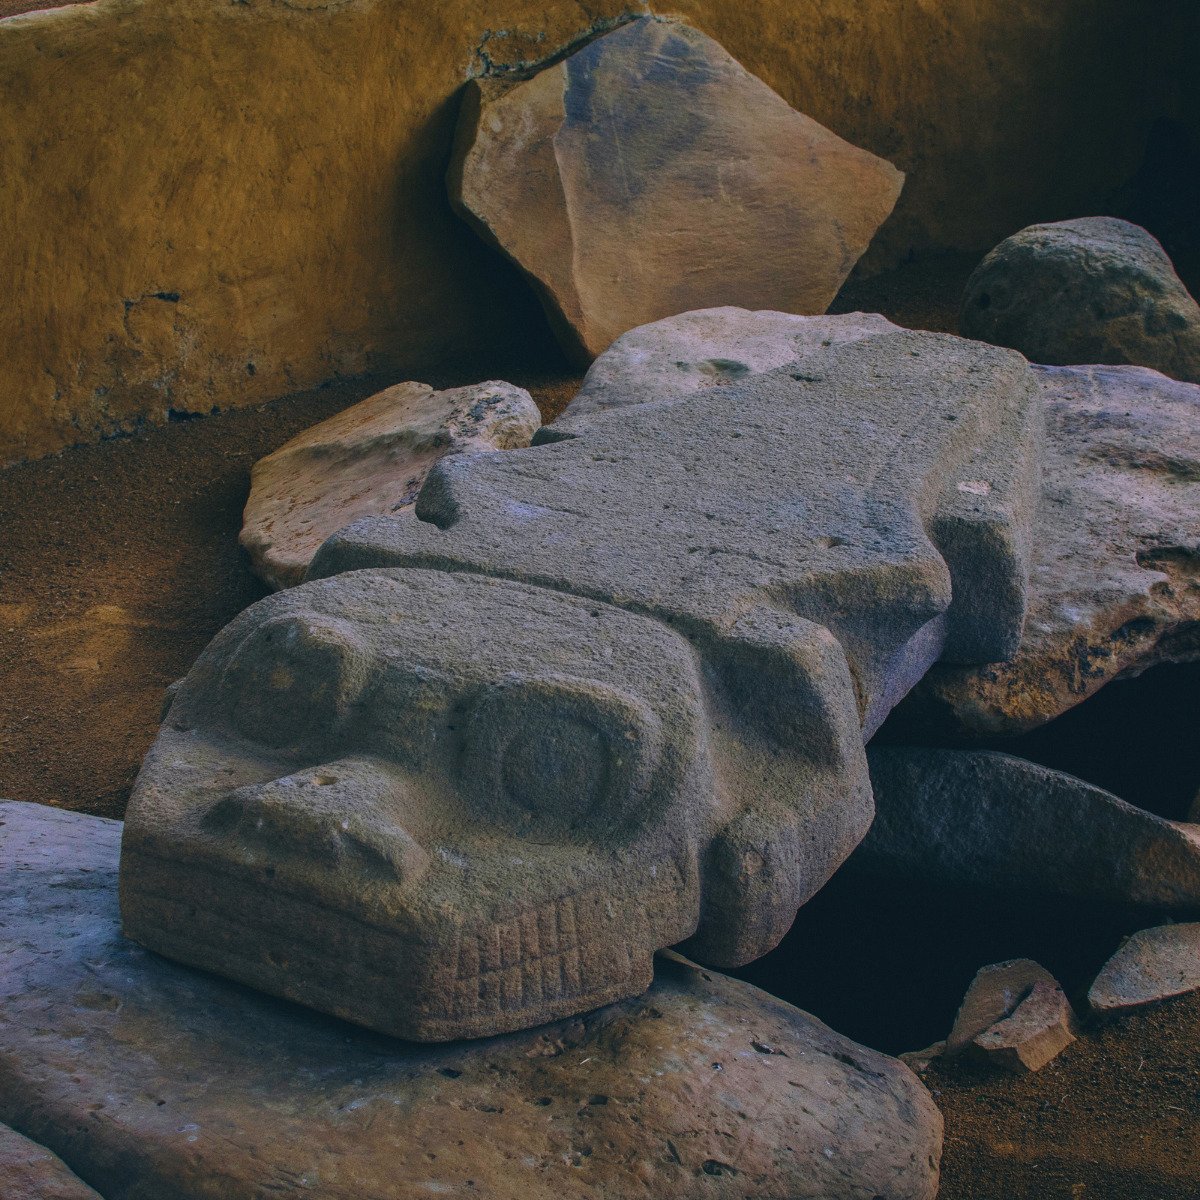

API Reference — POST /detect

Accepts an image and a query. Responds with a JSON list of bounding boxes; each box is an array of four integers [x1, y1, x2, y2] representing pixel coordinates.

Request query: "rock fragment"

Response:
[[450, 17, 903, 362], [2, 800, 944, 1200], [966, 980, 1077, 1073], [860, 748, 1200, 909], [1088, 923, 1200, 1016], [902, 363, 1200, 736], [960, 217, 1200, 382], [0, 1121, 104, 1200], [946, 959, 1060, 1053], [240, 380, 540, 589]]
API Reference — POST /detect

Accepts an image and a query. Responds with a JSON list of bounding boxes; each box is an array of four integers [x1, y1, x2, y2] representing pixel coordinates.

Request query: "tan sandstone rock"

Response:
[[2, 800, 944, 1200], [966, 980, 1077, 1073], [1089, 923, 1200, 1016], [449, 17, 903, 362], [0, 1122, 104, 1200], [946, 959, 1061, 1053], [240, 380, 539, 589]]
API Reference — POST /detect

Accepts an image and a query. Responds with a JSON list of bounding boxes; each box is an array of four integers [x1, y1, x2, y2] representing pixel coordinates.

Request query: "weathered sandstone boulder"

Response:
[[0, 1121, 104, 1200], [1089, 923, 1200, 1016], [125, 331, 1042, 1038], [449, 18, 903, 362], [563, 308, 900, 422], [860, 748, 1200, 908], [240, 380, 539, 589], [960, 218, 1200, 382], [904, 363, 1200, 735], [2, 800, 944, 1200]]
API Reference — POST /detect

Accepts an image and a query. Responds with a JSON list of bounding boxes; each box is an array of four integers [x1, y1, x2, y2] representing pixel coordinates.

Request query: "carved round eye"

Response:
[[461, 676, 661, 836], [222, 613, 367, 749]]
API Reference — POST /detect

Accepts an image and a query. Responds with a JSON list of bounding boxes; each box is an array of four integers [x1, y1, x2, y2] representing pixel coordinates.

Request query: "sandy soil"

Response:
[[3, 256, 1199, 1198]]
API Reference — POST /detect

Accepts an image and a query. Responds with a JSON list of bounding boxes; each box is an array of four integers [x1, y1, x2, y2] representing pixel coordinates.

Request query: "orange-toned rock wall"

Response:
[[0, 0, 1178, 462]]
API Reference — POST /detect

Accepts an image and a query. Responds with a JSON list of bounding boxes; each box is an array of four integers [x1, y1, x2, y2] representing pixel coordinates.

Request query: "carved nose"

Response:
[[203, 760, 430, 884]]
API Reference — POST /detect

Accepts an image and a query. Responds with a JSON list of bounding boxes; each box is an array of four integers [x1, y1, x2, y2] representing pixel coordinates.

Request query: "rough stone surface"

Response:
[[451, 19, 903, 363], [2, 800, 944, 1200], [966, 980, 1077, 1073], [0, 1, 1176, 463], [1089, 923, 1200, 1016], [127, 331, 1042, 1038], [945, 959, 1060, 1054], [901, 363, 1200, 736], [961, 218, 1200, 382], [240, 380, 540, 590], [563, 308, 901, 422], [860, 748, 1200, 909], [0, 1121, 104, 1200]]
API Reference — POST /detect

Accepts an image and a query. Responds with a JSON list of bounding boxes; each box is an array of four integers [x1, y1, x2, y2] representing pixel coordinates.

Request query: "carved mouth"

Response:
[[446, 891, 638, 1027]]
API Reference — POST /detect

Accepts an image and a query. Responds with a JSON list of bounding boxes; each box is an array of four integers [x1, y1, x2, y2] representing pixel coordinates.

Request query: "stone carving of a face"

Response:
[[122, 330, 1043, 1039], [121, 568, 868, 1039]]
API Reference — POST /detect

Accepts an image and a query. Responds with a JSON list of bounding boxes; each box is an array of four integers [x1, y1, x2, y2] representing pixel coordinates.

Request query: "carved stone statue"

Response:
[[121, 330, 1042, 1039]]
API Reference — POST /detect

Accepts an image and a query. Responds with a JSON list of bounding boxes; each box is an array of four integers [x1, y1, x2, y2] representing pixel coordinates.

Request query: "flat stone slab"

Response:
[[0, 800, 943, 1200], [904, 363, 1200, 735], [240, 380, 540, 589], [449, 17, 903, 362], [563, 307, 900, 422], [859, 748, 1200, 909], [1089, 923, 1200, 1016], [0, 1121, 104, 1200], [960, 217, 1200, 383]]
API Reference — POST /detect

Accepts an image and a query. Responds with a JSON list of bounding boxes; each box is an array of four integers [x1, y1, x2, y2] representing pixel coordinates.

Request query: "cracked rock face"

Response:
[[4, 801, 944, 1200], [124, 330, 1042, 1040], [449, 17, 903, 363], [1089, 923, 1200, 1015], [902, 363, 1200, 736], [960, 217, 1200, 383], [239, 380, 540, 590]]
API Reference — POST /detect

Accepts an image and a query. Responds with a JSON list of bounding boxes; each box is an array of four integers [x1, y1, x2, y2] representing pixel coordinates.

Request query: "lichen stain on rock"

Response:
[[0, 0, 1172, 462]]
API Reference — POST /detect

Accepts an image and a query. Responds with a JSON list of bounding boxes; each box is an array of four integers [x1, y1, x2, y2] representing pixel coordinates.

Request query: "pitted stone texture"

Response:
[[562, 308, 900, 423], [449, 18, 903, 363], [313, 332, 1043, 726], [960, 218, 1200, 383], [3, 801, 944, 1200], [1088, 923, 1200, 1016], [240, 380, 540, 590], [0, 1121, 104, 1200], [903, 364, 1200, 735], [860, 748, 1200, 909], [123, 564, 874, 1038]]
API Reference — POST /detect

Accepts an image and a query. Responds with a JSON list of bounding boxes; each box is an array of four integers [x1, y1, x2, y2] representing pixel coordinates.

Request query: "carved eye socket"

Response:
[[222, 613, 367, 749], [461, 676, 661, 837]]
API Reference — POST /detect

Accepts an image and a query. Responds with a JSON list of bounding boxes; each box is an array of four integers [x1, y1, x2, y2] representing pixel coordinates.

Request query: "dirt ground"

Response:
[[3, 256, 1199, 1199]]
